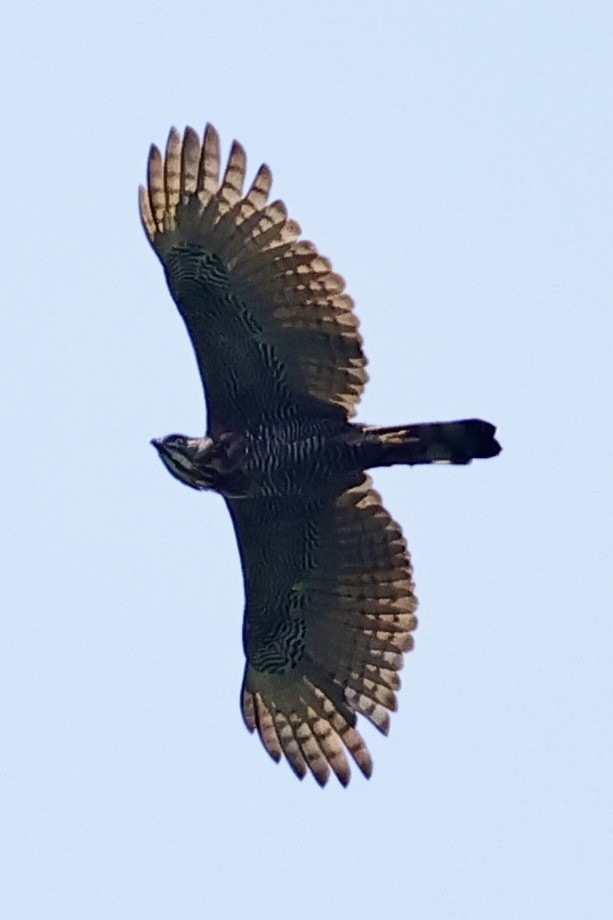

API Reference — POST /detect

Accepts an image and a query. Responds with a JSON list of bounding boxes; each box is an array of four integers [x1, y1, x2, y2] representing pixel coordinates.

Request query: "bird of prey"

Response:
[[140, 124, 500, 786]]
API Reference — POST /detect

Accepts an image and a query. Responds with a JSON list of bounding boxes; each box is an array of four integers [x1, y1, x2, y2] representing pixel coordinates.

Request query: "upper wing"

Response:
[[227, 477, 418, 786], [140, 125, 368, 435]]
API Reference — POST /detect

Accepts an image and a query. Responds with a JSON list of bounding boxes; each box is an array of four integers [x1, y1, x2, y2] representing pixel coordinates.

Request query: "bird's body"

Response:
[[155, 417, 356, 498], [154, 415, 497, 500], [141, 125, 501, 785]]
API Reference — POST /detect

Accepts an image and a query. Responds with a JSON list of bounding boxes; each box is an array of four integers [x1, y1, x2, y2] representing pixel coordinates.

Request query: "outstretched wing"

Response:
[[228, 477, 418, 786], [140, 126, 367, 435]]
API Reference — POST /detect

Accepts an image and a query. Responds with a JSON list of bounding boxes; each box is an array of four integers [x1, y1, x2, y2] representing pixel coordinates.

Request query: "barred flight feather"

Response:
[[139, 125, 368, 422], [237, 477, 417, 785]]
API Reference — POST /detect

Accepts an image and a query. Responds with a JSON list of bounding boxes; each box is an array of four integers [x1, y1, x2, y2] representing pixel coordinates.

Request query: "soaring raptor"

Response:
[[140, 125, 500, 786]]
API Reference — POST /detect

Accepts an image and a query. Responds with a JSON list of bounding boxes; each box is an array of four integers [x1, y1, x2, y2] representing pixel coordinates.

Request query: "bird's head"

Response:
[[150, 434, 216, 490]]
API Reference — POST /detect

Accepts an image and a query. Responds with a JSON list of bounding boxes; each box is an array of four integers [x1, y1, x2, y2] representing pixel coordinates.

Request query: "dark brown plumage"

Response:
[[141, 125, 500, 786]]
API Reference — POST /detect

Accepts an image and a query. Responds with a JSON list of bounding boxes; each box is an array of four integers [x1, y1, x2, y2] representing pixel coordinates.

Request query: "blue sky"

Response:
[[1, 2, 611, 918]]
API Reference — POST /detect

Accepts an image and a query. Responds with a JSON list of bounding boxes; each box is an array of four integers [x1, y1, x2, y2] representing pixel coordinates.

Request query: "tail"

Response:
[[363, 419, 501, 466]]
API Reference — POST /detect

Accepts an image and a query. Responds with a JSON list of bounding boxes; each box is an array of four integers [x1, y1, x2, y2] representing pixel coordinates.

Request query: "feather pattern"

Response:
[[232, 476, 417, 785], [139, 125, 367, 434]]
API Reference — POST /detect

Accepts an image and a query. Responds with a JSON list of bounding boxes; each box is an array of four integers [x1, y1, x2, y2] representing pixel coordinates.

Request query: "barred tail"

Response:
[[364, 419, 501, 466]]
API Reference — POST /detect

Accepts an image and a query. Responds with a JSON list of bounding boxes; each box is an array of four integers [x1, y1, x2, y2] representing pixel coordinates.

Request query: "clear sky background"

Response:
[[1, 2, 611, 918]]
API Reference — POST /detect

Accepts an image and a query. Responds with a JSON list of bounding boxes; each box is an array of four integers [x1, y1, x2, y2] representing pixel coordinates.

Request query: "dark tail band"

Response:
[[364, 419, 501, 466]]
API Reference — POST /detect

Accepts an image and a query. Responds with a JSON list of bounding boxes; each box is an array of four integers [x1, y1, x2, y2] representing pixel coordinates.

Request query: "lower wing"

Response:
[[227, 476, 418, 786]]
